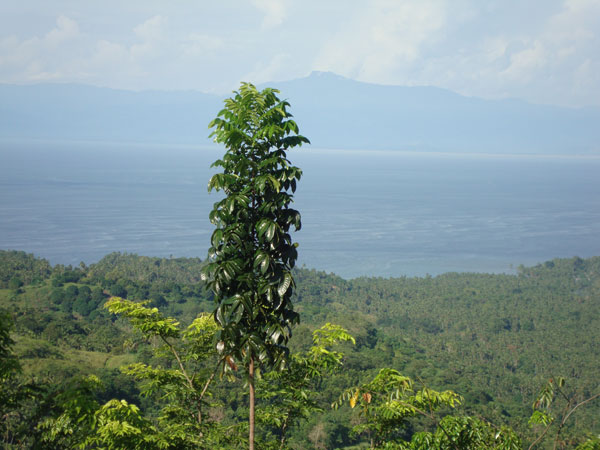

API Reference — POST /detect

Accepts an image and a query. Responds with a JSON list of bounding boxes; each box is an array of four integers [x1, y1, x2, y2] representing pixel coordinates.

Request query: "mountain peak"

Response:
[[309, 70, 341, 77], [306, 71, 349, 81]]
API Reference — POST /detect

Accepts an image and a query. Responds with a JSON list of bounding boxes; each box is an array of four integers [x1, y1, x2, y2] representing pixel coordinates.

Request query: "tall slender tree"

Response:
[[202, 82, 309, 449]]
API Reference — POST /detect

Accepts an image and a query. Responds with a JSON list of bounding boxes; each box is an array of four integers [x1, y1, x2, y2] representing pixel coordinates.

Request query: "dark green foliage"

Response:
[[89, 252, 205, 285], [0, 310, 48, 447], [528, 377, 600, 450], [8, 276, 24, 290], [407, 415, 522, 449], [49, 288, 65, 305], [91, 286, 105, 304], [88, 252, 210, 311], [0, 250, 52, 288], [203, 83, 308, 449], [72, 296, 94, 316], [1, 252, 599, 448], [108, 282, 127, 298], [203, 83, 308, 369], [76, 285, 91, 302], [52, 267, 84, 285], [332, 367, 522, 449], [0, 309, 20, 379], [256, 323, 355, 447], [93, 297, 223, 448], [333, 368, 462, 447], [64, 284, 79, 300]]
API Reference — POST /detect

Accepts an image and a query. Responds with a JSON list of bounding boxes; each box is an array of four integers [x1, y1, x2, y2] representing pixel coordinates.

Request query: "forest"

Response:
[[1, 249, 599, 449]]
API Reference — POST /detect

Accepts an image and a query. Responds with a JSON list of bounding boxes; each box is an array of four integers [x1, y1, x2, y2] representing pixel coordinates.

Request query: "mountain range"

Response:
[[1, 71, 599, 154]]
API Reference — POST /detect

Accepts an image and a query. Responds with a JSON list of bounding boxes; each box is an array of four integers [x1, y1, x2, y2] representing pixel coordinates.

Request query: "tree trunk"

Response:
[[279, 417, 289, 450], [249, 356, 255, 450]]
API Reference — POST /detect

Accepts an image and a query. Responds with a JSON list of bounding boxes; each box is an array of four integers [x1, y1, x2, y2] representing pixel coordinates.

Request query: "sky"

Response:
[[1, 0, 599, 107]]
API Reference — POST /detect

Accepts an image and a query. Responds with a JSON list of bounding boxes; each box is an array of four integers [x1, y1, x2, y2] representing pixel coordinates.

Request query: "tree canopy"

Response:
[[202, 82, 309, 448]]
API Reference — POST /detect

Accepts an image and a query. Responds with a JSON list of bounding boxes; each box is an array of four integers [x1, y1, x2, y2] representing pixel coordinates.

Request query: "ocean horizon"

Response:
[[2, 139, 599, 278]]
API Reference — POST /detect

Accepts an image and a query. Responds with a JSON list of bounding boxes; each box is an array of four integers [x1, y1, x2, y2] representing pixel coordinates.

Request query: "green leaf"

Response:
[[211, 229, 224, 247], [254, 251, 270, 274], [256, 219, 272, 237], [265, 222, 277, 242], [277, 272, 292, 297], [529, 410, 553, 426], [206, 82, 305, 376]]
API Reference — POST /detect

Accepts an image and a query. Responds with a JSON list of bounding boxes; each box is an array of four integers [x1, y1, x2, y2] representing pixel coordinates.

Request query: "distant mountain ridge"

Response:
[[1, 72, 599, 154], [267, 72, 600, 154], [0, 83, 222, 145]]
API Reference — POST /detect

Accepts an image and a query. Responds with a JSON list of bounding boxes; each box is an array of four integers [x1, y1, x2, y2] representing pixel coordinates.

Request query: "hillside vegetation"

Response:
[[1, 250, 599, 448]]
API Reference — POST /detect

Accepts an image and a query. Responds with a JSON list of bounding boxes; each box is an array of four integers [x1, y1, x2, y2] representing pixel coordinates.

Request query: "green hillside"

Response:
[[1, 250, 599, 448]]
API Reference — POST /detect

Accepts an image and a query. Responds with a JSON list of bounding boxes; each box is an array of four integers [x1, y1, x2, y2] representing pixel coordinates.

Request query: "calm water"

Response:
[[1, 139, 599, 278]]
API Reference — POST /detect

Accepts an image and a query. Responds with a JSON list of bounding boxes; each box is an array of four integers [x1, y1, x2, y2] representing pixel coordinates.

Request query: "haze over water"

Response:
[[1, 140, 599, 278]]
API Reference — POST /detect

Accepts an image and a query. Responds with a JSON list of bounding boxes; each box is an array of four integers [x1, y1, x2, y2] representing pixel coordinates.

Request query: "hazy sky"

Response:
[[1, 0, 599, 107]]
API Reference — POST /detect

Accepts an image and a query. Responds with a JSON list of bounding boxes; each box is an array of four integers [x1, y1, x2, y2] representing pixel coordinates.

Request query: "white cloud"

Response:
[[313, 0, 447, 84], [241, 53, 295, 85], [77, 15, 229, 89], [0, 15, 82, 82], [45, 15, 80, 46], [181, 33, 225, 58], [487, 0, 600, 105], [128, 16, 170, 64], [133, 15, 166, 42], [0, 1, 598, 106], [251, 0, 290, 29], [500, 40, 548, 83], [334, 0, 600, 106]]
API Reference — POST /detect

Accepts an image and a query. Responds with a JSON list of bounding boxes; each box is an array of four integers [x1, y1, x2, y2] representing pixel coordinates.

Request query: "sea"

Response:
[[1, 139, 599, 279]]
